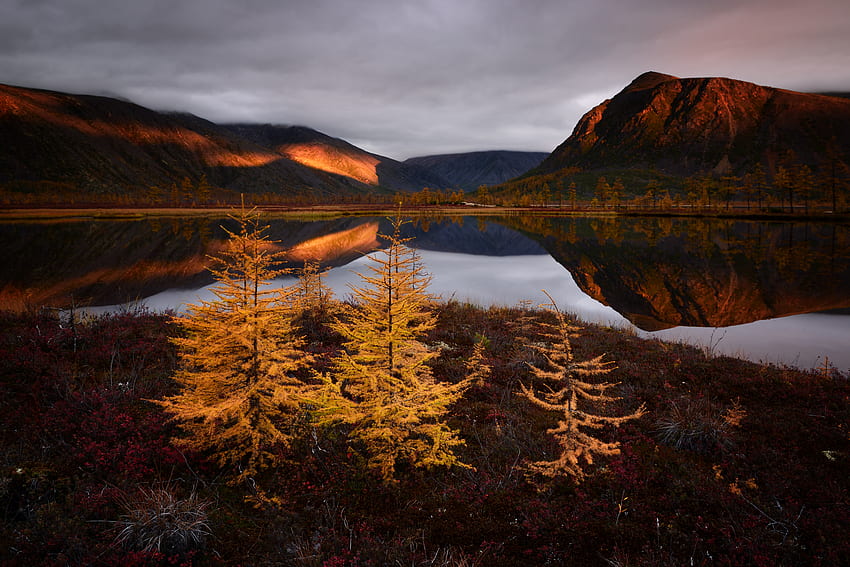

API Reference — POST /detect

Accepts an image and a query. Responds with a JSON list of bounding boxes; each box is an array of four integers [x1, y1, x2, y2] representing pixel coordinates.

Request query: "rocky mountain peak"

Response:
[[621, 71, 679, 94]]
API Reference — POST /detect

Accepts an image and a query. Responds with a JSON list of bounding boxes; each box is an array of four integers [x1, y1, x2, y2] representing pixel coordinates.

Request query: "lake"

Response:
[[1, 213, 849, 371]]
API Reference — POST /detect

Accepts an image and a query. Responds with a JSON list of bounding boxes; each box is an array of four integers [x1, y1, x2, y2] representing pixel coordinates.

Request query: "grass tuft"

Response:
[[654, 396, 745, 453], [112, 484, 212, 555]]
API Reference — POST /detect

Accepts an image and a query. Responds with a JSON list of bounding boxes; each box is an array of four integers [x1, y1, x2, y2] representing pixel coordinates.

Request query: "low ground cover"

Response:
[[1, 303, 848, 565]]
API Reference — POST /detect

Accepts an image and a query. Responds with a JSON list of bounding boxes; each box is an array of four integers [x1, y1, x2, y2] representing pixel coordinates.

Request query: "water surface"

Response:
[[2, 214, 848, 371]]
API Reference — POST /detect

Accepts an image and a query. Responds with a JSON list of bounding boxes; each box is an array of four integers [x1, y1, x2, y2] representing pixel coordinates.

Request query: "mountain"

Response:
[[404, 150, 548, 191], [532, 71, 850, 179], [223, 124, 449, 192], [0, 83, 384, 198]]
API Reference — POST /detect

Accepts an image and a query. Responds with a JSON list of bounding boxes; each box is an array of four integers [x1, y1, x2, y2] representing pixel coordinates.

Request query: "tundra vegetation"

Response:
[[1, 213, 848, 566]]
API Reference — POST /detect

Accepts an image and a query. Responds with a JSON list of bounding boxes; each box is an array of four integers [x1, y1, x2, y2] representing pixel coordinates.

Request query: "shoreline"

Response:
[[33, 295, 848, 374], [2, 203, 849, 222]]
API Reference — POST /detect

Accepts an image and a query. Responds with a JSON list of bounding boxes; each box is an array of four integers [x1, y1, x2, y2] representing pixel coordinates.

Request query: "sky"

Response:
[[1, 0, 849, 159]]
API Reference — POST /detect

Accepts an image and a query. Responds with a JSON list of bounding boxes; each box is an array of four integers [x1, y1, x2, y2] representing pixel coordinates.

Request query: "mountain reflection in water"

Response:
[[500, 215, 850, 331], [1, 214, 848, 370]]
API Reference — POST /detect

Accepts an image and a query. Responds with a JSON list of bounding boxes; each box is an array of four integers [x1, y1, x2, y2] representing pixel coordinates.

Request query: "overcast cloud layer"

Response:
[[2, 0, 849, 159]]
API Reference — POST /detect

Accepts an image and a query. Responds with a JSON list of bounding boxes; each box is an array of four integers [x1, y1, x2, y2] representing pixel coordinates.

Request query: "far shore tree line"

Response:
[[488, 151, 850, 213], [2, 150, 848, 214], [160, 207, 644, 486]]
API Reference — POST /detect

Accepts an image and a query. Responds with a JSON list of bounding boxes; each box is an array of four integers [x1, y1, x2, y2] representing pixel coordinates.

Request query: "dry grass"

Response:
[[654, 396, 746, 453], [112, 484, 212, 554]]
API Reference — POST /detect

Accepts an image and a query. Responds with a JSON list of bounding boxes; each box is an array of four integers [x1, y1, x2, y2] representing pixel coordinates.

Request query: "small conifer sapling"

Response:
[[519, 294, 646, 482]]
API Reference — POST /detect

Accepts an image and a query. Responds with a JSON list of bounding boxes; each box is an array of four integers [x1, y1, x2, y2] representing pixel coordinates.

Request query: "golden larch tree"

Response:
[[158, 207, 313, 482], [519, 295, 646, 482], [320, 217, 473, 481]]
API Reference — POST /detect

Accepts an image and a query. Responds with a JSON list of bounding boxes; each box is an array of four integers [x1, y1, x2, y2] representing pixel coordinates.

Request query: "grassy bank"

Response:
[[1, 304, 848, 565]]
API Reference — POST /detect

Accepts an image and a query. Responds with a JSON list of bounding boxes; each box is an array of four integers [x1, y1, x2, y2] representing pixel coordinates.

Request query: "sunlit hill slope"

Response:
[[0, 83, 375, 198], [223, 124, 449, 192], [0, 83, 551, 201], [532, 71, 850, 179]]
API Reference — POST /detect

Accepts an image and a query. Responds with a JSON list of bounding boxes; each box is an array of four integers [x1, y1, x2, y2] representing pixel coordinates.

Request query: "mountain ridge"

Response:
[[0, 82, 372, 198], [222, 123, 450, 191], [0, 82, 549, 200], [4, 75, 850, 204], [531, 71, 850, 179]]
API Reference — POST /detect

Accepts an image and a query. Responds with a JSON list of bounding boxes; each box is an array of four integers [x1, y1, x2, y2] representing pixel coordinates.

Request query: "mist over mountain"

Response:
[[404, 151, 548, 191], [531, 71, 850, 179]]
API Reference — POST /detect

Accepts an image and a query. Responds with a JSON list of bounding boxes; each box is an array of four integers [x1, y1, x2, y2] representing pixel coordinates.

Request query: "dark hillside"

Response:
[[0, 84, 374, 199], [405, 150, 548, 191]]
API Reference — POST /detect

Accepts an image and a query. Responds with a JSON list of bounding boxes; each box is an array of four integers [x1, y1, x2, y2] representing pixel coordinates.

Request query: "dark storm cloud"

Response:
[[1, 0, 849, 158]]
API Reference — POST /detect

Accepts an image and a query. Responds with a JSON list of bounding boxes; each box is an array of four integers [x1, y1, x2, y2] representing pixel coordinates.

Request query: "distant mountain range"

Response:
[[0, 83, 545, 200], [531, 71, 850, 179], [3, 74, 849, 204], [404, 151, 548, 192]]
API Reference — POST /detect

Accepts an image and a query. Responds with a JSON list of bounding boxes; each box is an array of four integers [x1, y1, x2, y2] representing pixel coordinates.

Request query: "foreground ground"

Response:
[[1, 304, 848, 566]]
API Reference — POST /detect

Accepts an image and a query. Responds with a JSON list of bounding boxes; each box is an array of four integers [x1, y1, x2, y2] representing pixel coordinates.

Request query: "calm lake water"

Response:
[[2, 214, 849, 371]]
